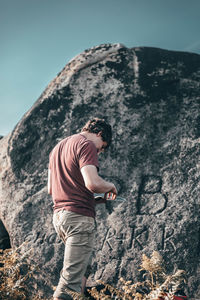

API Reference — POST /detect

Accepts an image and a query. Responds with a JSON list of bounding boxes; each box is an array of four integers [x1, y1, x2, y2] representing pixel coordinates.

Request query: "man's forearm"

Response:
[[81, 165, 117, 197], [89, 175, 115, 194]]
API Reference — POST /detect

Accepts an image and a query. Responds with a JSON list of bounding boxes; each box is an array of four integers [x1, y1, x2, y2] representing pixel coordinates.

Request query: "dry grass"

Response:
[[0, 245, 48, 300], [88, 251, 187, 300], [0, 247, 187, 300]]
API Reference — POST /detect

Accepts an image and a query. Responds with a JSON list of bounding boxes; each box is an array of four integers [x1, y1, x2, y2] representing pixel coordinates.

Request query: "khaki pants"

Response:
[[53, 210, 95, 299]]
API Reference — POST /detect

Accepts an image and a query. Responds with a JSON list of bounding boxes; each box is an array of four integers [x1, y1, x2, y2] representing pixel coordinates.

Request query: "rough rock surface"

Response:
[[0, 43, 200, 298]]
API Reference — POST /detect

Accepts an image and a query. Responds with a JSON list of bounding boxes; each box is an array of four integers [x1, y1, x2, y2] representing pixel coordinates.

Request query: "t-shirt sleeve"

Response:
[[78, 141, 99, 170]]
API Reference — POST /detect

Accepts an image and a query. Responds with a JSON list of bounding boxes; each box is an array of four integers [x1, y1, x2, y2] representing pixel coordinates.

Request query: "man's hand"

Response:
[[105, 193, 116, 200], [104, 184, 117, 200]]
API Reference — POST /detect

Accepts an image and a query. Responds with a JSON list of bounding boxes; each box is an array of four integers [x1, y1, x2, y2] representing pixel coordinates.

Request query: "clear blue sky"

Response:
[[1, 0, 200, 135]]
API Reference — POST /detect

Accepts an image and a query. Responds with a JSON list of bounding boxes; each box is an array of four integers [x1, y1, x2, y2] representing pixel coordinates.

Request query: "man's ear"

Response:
[[97, 131, 102, 137]]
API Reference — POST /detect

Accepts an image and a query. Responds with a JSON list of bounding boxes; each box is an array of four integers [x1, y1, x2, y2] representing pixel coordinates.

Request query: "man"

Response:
[[48, 118, 117, 299]]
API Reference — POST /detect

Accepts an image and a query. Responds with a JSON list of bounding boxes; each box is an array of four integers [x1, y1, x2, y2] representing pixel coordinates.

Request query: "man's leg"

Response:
[[81, 276, 87, 294], [81, 254, 93, 294], [53, 211, 95, 299]]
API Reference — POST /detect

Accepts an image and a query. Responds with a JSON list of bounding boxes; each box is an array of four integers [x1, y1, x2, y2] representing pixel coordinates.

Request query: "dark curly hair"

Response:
[[81, 118, 112, 149]]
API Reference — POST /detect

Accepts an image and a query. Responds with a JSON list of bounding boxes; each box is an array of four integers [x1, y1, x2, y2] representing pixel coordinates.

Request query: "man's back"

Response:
[[49, 133, 99, 218]]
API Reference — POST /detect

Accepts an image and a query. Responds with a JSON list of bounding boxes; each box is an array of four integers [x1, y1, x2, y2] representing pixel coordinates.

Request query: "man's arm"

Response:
[[81, 165, 117, 200], [48, 169, 52, 195]]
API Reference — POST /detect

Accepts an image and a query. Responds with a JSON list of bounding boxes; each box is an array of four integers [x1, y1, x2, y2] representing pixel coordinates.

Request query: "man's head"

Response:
[[81, 118, 112, 150]]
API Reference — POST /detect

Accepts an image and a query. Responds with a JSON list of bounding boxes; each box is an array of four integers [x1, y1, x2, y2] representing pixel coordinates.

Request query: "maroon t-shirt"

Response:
[[49, 133, 99, 218]]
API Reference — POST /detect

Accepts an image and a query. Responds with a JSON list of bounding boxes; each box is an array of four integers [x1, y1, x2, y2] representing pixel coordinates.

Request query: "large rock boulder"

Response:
[[0, 43, 199, 298]]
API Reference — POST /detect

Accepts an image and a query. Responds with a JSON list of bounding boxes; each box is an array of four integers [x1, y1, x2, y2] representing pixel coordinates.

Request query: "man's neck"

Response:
[[80, 131, 95, 142]]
